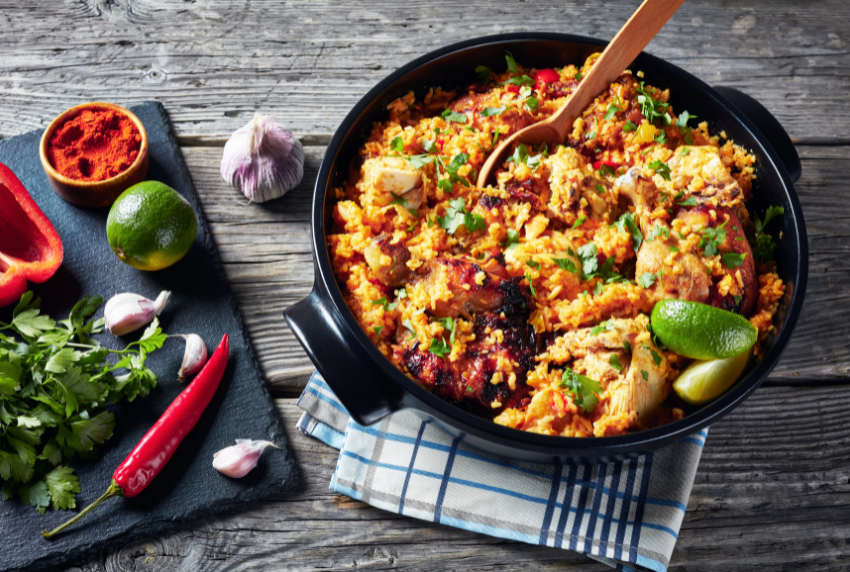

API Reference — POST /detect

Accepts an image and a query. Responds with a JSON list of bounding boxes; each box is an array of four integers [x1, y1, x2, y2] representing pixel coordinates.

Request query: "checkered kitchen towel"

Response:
[[297, 373, 706, 572]]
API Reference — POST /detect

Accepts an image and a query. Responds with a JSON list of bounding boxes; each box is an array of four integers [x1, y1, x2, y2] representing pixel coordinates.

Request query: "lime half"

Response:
[[673, 350, 751, 405], [651, 299, 757, 360], [106, 181, 197, 271]]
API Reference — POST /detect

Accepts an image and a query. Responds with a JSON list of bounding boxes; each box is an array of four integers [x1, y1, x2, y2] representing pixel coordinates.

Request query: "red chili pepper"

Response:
[[533, 68, 560, 91], [42, 334, 230, 539], [506, 85, 521, 95], [0, 162, 63, 308], [593, 160, 619, 171]]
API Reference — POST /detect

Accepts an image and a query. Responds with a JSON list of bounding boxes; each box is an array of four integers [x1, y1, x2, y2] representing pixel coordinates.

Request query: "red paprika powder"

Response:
[[47, 109, 141, 182]]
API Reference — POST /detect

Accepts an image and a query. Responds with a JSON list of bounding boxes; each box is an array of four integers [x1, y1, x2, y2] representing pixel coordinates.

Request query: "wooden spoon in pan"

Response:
[[476, 0, 686, 187]]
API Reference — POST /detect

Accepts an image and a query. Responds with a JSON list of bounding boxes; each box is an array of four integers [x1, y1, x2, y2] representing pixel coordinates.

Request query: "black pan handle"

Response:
[[285, 286, 397, 426], [714, 86, 801, 183]]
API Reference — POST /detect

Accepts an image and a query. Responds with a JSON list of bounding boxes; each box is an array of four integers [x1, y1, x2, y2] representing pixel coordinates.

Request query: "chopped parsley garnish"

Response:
[[721, 252, 747, 269], [654, 130, 668, 145], [675, 110, 696, 132], [604, 102, 621, 121], [480, 106, 506, 117], [475, 65, 493, 84], [504, 228, 520, 249], [609, 353, 624, 372], [572, 214, 587, 229], [638, 272, 658, 288], [648, 159, 672, 181], [526, 260, 541, 270], [669, 245, 680, 252], [525, 96, 539, 113], [559, 369, 603, 413], [428, 337, 450, 359], [441, 109, 467, 123], [752, 205, 785, 263], [641, 370, 649, 381], [370, 297, 398, 311], [505, 51, 518, 73], [577, 242, 600, 276], [616, 212, 643, 252], [642, 342, 664, 366], [593, 282, 604, 296], [402, 318, 416, 339], [506, 143, 546, 171], [574, 71, 584, 80], [373, 325, 384, 340], [405, 154, 434, 169], [590, 318, 616, 336], [624, 340, 632, 354], [677, 197, 698, 207], [623, 119, 638, 132], [501, 75, 535, 87], [648, 223, 670, 241], [599, 163, 617, 177], [436, 317, 457, 344], [585, 131, 596, 141], [698, 218, 729, 257], [524, 271, 537, 298], [635, 81, 672, 126], [679, 146, 691, 156], [465, 385, 474, 394], [438, 197, 486, 235], [390, 136, 404, 153], [595, 183, 607, 194], [551, 257, 579, 274]]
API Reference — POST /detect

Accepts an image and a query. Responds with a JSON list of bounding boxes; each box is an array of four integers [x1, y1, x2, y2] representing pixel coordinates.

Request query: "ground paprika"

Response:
[[47, 108, 141, 182]]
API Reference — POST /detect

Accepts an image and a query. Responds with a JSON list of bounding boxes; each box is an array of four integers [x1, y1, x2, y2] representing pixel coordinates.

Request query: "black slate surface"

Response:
[[0, 102, 300, 572]]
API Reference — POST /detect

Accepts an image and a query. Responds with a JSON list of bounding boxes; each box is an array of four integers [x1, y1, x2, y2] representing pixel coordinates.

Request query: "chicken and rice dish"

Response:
[[327, 53, 785, 437]]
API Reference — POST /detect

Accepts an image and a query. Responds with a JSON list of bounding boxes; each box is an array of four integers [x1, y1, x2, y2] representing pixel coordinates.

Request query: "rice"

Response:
[[327, 52, 785, 437]]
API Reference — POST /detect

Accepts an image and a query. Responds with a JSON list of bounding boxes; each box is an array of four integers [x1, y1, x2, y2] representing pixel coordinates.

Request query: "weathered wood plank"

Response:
[[182, 144, 850, 392], [1, 0, 849, 143], [61, 387, 850, 572]]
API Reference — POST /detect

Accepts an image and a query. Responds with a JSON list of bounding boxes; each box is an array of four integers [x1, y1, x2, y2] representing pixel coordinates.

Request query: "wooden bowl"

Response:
[[39, 102, 149, 207]]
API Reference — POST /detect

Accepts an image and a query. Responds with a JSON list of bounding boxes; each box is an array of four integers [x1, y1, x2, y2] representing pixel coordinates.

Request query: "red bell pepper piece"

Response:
[[534, 68, 560, 91], [42, 334, 230, 539], [506, 85, 521, 95], [593, 160, 619, 171], [0, 162, 63, 308]]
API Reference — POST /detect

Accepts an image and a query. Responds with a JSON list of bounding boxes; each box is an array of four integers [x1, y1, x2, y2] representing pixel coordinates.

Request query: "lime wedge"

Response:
[[651, 299, 757, 360], [673, 350, 751, 405]]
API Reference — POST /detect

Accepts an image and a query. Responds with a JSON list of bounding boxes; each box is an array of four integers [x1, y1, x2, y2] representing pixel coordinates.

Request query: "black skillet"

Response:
[[285, 33, 807, 463]]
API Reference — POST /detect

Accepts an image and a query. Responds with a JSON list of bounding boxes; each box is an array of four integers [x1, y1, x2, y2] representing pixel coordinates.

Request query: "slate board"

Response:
[[0, 102, 300, 572]]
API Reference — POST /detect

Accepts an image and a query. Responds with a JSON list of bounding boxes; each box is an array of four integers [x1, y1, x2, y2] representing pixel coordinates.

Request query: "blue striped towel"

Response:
[[297, 372, 706, 572]]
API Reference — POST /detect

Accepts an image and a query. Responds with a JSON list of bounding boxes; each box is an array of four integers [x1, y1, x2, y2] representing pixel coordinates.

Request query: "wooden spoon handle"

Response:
[[547, 0, 686, 137]]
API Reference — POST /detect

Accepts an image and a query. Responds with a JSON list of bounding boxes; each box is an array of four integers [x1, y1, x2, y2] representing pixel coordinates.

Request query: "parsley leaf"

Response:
[[616, 212, 643, 252], [390, 136, 404, 154], [559, 369, 603, 413], [551, 257, 579, 274], [525, 271, 537, 298], [609, 353, 624, 372], [577, 242, 599, 276], [438, 198, 485, 235], [635, 81, 672, 126], [480, 106, 506, 117], [623, 119, 638, 132], [475, 65, 493, 84], [604, 102, 620, 121], [675, 110, 696, 132], [572, 215, 587, 230], [648, 159, 672, 181], [405, 154, 435, 169], [752, 206, 785, 263], [441, 109, 467, 123], [373, 326, 384, 340], [525, 96, 539, 113], [505, 50, 518, 73], [638, 272, 657, 288], [429, 337, 451, 359], [676, 197, 698, 207], [721, 252, 747, 268], [502, 75, 535, 87]]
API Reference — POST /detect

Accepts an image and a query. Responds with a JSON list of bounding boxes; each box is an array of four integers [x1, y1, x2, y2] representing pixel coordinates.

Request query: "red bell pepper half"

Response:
[[0, 162, 63, 308]]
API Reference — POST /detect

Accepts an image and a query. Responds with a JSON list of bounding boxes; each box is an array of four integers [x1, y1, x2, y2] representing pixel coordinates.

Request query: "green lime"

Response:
[[673, 350, 751, 405], [651, 299, 757, 360], [106, 181, 197, 271]]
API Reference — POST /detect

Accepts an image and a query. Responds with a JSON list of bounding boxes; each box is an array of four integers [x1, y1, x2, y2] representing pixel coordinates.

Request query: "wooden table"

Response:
[[2, 1, 849, 570]]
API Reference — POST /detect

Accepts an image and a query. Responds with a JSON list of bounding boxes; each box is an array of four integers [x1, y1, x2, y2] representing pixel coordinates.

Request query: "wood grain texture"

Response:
[[60, 390, 850, 572], [3, 1, 849, 570], [0, 0, 849, 144]]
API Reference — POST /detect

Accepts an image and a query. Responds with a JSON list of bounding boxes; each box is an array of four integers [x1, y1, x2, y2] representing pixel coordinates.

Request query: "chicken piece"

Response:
[[359, 156, 424, 208], [615, 167, 660, 236], [546, 146, 612, 225], [678, 206, 758, 315], [607, 330, 670, 429], [412, 256, 514, 319], [635, 239, 712, 304], [364, 234, 412, 288], [667, 145, 749, 222], [394, 280, 539, 416]]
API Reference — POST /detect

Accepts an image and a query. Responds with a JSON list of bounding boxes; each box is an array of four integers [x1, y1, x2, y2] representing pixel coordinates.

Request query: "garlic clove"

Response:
[[176, 333, 208, 382], [220, 113, 304, 203], [104, 291, 170, 336], [212, 439, 279, 478]]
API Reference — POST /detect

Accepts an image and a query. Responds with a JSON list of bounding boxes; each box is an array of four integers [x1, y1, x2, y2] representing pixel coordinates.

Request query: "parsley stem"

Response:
[[42, 482, 123, 539]]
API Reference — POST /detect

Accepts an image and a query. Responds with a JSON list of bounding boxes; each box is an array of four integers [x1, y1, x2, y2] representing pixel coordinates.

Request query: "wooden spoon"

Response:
[[476, 0, 685, 187]]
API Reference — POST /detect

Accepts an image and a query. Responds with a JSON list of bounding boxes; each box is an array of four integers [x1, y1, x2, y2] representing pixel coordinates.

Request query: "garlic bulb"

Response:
[[104, 291, 170, 336], [174, 333, 208, 381], [220, 113, 304, 203], [212, 439, 279, 478]]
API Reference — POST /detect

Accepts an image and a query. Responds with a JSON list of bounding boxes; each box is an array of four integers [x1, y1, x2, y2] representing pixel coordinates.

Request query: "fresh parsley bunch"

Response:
[[0, 292, 166, 513]]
